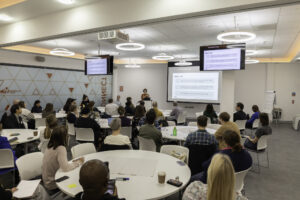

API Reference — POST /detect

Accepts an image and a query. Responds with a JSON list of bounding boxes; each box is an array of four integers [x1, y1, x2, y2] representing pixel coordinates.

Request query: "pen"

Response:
[[115, 177, 130, 181]]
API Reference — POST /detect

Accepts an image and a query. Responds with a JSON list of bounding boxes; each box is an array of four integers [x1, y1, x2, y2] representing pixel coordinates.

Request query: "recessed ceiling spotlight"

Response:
[[57, 0, 75, 4], [125, 64, 141, 68], [50, 48, 75, 56], [152, 53, 174, 61], [217, 31, 256, 43], [246, 50, 257, 56], [246, 59, 259, 64], [0, 14, 13, 22], [116, 42, 145, 51], [175, 60, 193, 66]]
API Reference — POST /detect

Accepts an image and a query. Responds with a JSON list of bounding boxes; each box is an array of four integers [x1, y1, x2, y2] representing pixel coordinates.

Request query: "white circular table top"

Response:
[[55, 150, 191, 200], [33, 113, 67, 119], [1, 129, 40, 145], [161, 126, 216, 141]]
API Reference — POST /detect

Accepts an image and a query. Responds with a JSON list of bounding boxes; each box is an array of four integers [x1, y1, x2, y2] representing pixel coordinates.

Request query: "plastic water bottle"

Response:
[[173, 126, 177, 136]]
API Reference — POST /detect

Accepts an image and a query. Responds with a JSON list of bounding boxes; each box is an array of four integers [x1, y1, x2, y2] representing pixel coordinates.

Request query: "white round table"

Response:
[[55, 150, 191, 200], [33, 113, 67, 119]]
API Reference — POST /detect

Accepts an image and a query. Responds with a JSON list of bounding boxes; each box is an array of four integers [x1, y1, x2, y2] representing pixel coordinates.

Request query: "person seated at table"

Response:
[[141, 88, 150, 101], [19, 101, 35, 129], [75, 107, 102, 148], [138, 114, 160, 130], [0, 185, 18, 200], [1, 100, 20, 126], [214, 112, 240, 149], [125, 97, 135, 116], [80, 94, 89, 109], [233, 102, 247, 122], [105, 99, 119, 116], [183, 153, 248, 200], [184, 116, 217, 147], [203, 104, 218, 124], [42, 103, 56, 118], [31, 100, 43, 113], [3, 104, 25, 129], [42, 126, 84, 193], [244, 113, 272, 150], [139, 109, 162, 152], [104, 118, 131, 147], [67, 105, 79, 124], [114, 95, 122, 107], [118, 106, 131, 127], [168, 101, 183, 124], [245, 105, 260, 129], [63, 98, 76, 113], [73, 159, 125, 200], [195, 130, 252, 184], [88, 101, 101, 119], [152, 101, 164, 120], [39, 115, 58, 153]]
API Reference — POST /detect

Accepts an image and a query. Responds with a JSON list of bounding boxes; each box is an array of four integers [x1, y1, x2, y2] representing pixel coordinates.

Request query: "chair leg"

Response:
[[266, 149, 270, 168], [257, 153, 260, 173]]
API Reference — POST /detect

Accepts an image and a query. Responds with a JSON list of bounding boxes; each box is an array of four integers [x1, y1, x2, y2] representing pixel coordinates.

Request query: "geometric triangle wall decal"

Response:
[[69, 88, 74, 93], [49, 88, 56, 95], [84, 83, 89, 88], [47, 73, 53, 79], [32, 88, 40, 95]]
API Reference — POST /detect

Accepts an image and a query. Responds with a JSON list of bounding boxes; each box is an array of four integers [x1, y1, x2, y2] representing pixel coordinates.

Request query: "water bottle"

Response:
[[173, 126, 177, 136]]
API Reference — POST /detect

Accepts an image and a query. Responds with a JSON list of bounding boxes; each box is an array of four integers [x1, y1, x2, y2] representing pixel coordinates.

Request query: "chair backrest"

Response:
[[67, 122, 75, 136], [257, 135, 268, 150], [121, 127, 132, 139], [167, 121, 176, 126], [75, 128, 94, 142], [207, 123, 221, 130], [71, 143, 96, 159], [177, 111, 186, 125], [188, 122, 197, 127], [138, 136, 156, 152], [16, 152, 43, 180], [35, 118, 46, 128], [195, 112, 203, 118], [235, 167, 251, 193], [0, 149, 14, 169], [100, 144, 130, 151], [160, 145, 189, 164], [253, 119, 260, 129], [235, 120, 247, 130], [144, 100, 152, 111], [188, 144, 217, 175]]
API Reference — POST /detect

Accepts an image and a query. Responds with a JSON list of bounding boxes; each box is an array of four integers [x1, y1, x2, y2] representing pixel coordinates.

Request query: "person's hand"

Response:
[[11, 187, 18, 193], [73, 157, 85, 165]]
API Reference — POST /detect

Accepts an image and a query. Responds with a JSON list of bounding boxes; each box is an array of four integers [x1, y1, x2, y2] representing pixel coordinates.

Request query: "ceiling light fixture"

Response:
[[175, 60, 193, 66], [50, 48, 75, 56], [57, 0, 75, 4], [152, 53, 174, 61], [0, 14, 13, 21], [116, 42, 145, 51], [125, 64, 141, 68], [217, 31, 256, 43], [246, 50, 257, 56], [246, 59, 259, 64]]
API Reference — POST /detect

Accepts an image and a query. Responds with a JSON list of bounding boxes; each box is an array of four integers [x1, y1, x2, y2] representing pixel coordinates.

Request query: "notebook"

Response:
[[13, 179, 41, 199]]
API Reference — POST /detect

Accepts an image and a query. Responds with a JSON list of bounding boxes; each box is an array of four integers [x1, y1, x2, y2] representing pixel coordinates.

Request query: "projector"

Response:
[[98, 30, 129, 43]]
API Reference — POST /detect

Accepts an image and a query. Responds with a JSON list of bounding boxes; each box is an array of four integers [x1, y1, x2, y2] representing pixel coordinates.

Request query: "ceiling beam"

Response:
[[0, 0, 26, 9]]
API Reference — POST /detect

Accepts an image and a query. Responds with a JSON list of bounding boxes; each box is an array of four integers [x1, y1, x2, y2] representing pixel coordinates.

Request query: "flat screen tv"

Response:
[[200, 43, 245, 71], [85, 55, 113, 75]]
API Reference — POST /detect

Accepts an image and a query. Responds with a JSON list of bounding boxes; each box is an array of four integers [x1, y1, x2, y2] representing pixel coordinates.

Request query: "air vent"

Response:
[[98, 30, 129, 43]]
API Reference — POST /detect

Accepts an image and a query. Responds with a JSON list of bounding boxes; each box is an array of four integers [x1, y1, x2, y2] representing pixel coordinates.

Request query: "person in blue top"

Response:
[[245, 105, 260, 129]]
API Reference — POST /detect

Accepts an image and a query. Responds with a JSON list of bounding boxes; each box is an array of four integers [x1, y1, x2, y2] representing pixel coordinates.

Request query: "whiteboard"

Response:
[[263, 91, 276, 113]]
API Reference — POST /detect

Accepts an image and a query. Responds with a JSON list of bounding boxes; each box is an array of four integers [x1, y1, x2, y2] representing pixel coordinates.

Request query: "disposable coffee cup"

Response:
[[33, 131, 38, 136], [158, 171, 166, 184]]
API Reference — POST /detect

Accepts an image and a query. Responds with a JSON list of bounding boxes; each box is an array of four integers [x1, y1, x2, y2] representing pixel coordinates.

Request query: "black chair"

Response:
[[188, 144, 217, 175], [100, 144, 130, 151]]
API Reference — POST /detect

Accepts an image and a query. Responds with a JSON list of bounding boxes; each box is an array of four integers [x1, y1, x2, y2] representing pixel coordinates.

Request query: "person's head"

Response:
[[18, 101, 26, 109], [223, 130, 242, 152], [135, 105, 145, 118], [44, 103, 54, 112], [259, 112, 269, 126], [139, 100, 145, 106], [10, 104, 21, 115], [218, 112, 230, 124], [47, 126, 68, 149], [34, 100, 41, 107], [146, 109, 156, 125], [126, 97, 132, 103], [79, 160, 109, 199], [88, 101, 95, 110], [82, 94, 89, 102], [173, 101, 178, 107], [118, 106, 125, 116], [13, 99, 20, 105], [207, 154, 235, 200], [108, 99, 113, 104], [109, 118, 121, 132], [152, 101, 158, 108], [252, 105, 259, 113], [197, 115, 208, 128], [143, 88, 147, 94], [117, 95, 120, 101], [236, 102, 244, 112], [205, 104, 214, 113], [69, 105, 77, 113], [65, 98, 76, 106], [45, 114, 58, 139], [81, 107, 91, 117]]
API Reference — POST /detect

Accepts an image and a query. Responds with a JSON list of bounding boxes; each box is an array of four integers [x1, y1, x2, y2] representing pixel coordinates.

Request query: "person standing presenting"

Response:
[[141, 88, 150, 101]]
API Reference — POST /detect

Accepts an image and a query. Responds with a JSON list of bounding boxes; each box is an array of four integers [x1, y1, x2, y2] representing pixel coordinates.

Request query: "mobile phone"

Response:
[[106, 179, 116, 195], [176, 161, 185, 166], [55, 176, 69, 183], [167, 179, 183, 187], [27, 137, 33, 140], [10, 133, 20, 137]]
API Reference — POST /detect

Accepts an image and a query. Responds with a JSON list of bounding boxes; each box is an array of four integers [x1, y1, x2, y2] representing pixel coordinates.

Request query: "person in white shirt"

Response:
[[19, 101, 35, 122], [105, 99, 119, 116], [104, 118, 131, 147]]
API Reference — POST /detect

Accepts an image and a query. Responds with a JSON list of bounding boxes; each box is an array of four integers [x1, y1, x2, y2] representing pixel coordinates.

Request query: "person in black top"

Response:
[[118, 106, 131, 127], [42, 103, 56, 118], [0, 185, 17, 200], [125, 97, 135, 116], [203, 104, 218, 124], [63, 98, 76, 113], [233, 102, 247, 122], [4, 104, 25, 129], [31, 100, 43, 113], [75, 107, 101, 148], [80, 94, 89, 109], [72, 159, 125, 200], [67, 105, 78, 124]]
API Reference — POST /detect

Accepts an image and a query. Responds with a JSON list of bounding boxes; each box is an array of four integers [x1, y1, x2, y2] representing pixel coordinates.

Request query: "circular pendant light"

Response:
[[174, 60, 192, 66], [50, 48, 75, 56], [125, 64, 141, 68], [246, 59, 259, 64], [217, 31, 256, 43], [246, 50, 257, 56], [152, 53, 174, 60], [116, 43, 145, 51]]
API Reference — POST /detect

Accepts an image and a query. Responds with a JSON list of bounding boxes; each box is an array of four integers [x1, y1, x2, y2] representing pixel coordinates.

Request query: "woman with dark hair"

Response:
[[80, 94, 89, 109], [203, 104, 218, 124], [31, 100, 43, 113], [42, 103, 55, 118], [88, 101, 100, 119], [245, 105, 260, 128], [42, 126, 84, 192], [244, 113, 272, 150], [125, 97, 135, 116], [63, 98, 76, 113]]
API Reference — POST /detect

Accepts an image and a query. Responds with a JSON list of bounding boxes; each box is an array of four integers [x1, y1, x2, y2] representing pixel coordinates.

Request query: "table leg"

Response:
[[24, 143, 28, 154]]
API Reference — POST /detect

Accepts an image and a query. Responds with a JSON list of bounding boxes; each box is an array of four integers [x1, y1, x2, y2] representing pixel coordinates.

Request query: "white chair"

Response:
[[16, 152, 44, 180], [207, 124, 221, 130], [67, 122, 75, 136], [121, 127, 132, 139], [138, 136, 156, 152], [160, 145, 189, 164], [235, 120, 247, 131], [35, 118, 46, 128], [188, 122, 197, 126], [235, 167, 251, 194], [75, 128, 94, 142], [195, 112, 203, 118], [177, 111, 186, 125], [252, 119, 260, 129], [0, 149, 15, 184], [71, 143, 96, 159], [167, 121, 176, 126]]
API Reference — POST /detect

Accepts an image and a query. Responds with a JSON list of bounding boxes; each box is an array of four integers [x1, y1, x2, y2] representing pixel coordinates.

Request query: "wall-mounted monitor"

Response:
[[200, 43, 245, 71], [85, 55, 113, 75]]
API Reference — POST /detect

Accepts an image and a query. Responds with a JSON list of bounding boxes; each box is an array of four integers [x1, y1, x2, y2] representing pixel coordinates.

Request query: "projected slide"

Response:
[[86, 59, 107, 75]]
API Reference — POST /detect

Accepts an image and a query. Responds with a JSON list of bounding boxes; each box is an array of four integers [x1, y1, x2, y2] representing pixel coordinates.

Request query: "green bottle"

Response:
[[173, 126, 177, 136]]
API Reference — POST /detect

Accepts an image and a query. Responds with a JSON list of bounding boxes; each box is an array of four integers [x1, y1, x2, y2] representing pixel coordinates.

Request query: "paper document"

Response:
[[13, 179, 41, 199]]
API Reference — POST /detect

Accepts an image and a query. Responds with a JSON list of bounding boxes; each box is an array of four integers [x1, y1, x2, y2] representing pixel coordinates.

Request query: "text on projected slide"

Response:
[[86, 59, 107, 75], [172, 73, 219, 101], [204, 48, 241, 70]]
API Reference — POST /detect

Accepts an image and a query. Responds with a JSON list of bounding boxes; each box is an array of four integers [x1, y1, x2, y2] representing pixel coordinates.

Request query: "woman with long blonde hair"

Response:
[[183, 153, 248, 200]]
